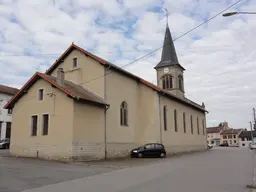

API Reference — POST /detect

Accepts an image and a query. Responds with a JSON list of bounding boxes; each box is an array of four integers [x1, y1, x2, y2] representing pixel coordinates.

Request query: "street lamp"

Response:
[[223, 11, 256, 17]]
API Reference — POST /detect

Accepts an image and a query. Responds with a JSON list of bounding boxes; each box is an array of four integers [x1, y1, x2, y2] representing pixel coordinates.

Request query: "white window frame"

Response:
[[30, 114, 39, 136], [38, 88, 45, 101], [41, 113, 50, 136], [73, 57, 78, 68]]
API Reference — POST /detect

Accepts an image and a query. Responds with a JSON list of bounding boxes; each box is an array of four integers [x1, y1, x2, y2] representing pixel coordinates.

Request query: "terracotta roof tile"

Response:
[[4, 72, 108, 109], [45, 43, 207, 113], [0, 84, 19, 95], [206, 126, 223, 133], [220, 129, 244, 135], [40, 73, 108, 106]]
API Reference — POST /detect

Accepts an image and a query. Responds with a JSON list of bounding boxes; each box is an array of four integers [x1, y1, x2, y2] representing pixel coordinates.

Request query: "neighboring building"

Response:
[[239, 130, 256, 147], [0, 84, 19, 140], [206, 126, 223, 147], [4, 23, 208, 161], [206, 121, 229, 146], [220, 129, 244, 147]]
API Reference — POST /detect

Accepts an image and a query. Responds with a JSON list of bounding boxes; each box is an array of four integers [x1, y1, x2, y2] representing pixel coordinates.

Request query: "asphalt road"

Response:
[[0, 150, 116, 192], [18, 147, 255, 192]]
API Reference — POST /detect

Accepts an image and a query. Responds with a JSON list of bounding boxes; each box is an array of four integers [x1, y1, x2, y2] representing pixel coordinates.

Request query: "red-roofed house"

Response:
[[4, 24, 208, 161], [220, 128, 244, 147]]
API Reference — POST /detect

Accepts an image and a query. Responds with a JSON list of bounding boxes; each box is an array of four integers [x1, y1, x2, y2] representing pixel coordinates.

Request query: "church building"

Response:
[[4, 23, 208, 161]]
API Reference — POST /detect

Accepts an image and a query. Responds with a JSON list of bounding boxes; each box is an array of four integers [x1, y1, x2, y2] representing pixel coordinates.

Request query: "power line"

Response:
[[0, 1, 243, 60], [0, 45, 244, 57], [74, 0, 244, 85], [3, 0, 244, 104]]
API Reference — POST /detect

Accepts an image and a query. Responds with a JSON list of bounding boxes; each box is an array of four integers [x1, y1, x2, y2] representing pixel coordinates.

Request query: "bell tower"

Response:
[[154, 11, 185, 98]]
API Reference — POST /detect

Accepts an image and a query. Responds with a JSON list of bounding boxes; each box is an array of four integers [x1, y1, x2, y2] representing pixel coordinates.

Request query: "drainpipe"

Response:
[[104, 64, 111, 160], [104, 106, 109, 160], [158, 93, 162, 144]]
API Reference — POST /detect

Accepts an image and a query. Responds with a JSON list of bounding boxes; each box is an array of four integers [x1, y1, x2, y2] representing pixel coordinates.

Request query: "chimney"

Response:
[[57, 68, 64, 86]]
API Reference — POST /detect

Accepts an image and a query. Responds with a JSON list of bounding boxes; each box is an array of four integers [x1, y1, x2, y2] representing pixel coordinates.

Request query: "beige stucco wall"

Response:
[[160, 96, 207, 153], [10, 47, 207, 161], [220, 134, 239, 146], [105, 67, 206, 158], [10, 79, 74, 160], [72, 102, 105, 160], [105, 69, 139, 157], [50, 49, 105, 98]]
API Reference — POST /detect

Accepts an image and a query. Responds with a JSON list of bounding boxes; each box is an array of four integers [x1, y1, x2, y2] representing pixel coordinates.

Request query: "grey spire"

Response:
[[154, 25, 181, 69]]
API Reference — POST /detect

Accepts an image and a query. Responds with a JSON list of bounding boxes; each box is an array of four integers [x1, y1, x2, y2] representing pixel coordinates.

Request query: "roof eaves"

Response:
[[75, 97, 109, 107], [4, 73, 39, 109], [44, 43, 206, 113]]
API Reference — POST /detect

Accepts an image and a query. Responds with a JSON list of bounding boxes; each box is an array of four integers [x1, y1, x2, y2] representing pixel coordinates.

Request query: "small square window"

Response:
[[38, 89, 44, 100], [7, 109, 12, 114], [73, 58, 78, 68]]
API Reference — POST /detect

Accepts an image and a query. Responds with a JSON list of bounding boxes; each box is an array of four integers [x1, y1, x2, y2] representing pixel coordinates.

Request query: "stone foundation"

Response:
[[10, 144, 73, 162], [10, 143, 207, 162], [72, 141, 105, 161], [106, 143, 138, 158]]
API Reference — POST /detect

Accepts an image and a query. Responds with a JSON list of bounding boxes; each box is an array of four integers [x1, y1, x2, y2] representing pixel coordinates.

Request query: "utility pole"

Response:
[[247, 121, 256, 190], [250, 121, 254, 144], [253, 108, 256, 130]]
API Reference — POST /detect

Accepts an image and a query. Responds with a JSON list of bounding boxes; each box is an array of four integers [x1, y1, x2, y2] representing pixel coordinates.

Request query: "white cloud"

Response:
[[0, 0, 255, 128]]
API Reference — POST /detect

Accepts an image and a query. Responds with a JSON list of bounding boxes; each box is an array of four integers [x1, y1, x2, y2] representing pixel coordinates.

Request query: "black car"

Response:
[[130, 143, 166, 158], [0, 138, 10, 149], [219, 143, 229, 147]]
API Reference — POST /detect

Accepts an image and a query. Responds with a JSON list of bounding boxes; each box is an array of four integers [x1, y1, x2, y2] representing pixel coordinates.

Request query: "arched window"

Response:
[[202, 119, 205, 135], [183, 112, 186, 133], [174, 109, 178, 132], [163, 105, 167, 131], [190, 115, 193, 134], [120, 101, 128, 126], [162, 75, 173, 89], [178, 75, 183, 91], [197, 117, 199, 135]]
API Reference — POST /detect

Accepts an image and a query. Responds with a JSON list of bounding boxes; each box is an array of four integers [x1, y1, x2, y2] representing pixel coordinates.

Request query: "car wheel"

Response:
[[160, 152, 166, 158], [137, 153, 143, 158]]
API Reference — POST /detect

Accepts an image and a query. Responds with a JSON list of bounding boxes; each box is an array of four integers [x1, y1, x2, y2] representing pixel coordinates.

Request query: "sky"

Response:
[[0, 0, 255, 129]]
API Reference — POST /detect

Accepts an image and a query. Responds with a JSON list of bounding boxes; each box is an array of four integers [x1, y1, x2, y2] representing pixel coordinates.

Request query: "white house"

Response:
[[238, 130, 256, 148], [0, 84, 19, 140]]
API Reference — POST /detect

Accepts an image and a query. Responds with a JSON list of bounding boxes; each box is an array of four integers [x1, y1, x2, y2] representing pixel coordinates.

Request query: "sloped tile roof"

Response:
[[4, 72, 108, 109], [45, 43, 207, 113], [239, 130, 256, 138], [207, 126, 223, 134], [220, 129, 244, 135], [0, 84, 19, 95]]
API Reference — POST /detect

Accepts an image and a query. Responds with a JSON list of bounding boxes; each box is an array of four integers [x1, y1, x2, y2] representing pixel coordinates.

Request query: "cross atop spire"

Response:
[[154, 10, 184, 70], [164, 8, 169, 27]]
